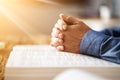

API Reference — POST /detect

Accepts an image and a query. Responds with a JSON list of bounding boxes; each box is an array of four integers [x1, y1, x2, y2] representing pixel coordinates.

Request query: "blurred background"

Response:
[[0, 0, 120, 48]]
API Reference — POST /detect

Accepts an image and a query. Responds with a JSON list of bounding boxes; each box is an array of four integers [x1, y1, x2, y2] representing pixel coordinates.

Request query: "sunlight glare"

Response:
[[0, 4, 34, 39]]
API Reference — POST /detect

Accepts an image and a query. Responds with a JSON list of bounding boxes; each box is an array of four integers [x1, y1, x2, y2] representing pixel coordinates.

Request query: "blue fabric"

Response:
[[80, 27, 120, 64]]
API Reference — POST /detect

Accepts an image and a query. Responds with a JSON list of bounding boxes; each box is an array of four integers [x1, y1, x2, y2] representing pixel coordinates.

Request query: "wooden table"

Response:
[[5, 67, 120, 80]]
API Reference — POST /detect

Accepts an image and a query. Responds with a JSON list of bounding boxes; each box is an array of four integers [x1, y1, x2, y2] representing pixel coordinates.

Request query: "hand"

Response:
[[51, 14, 90, 53]]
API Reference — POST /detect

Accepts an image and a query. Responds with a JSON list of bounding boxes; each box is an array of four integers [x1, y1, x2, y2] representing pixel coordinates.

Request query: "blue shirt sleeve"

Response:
[[80, 28, 120, 64]]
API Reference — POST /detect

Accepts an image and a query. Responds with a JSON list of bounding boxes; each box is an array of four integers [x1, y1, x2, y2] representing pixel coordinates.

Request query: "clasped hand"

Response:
[[51, 14, 90, 53]]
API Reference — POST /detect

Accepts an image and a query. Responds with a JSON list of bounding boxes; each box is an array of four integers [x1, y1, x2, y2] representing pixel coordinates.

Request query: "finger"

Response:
[[58, 33, 63, 39], [59, 14, 68, 30], [50, 40, 58, 47], [57, 19, 68, 30], [51, 38, 63, 45], [54, 23, 63, 30], [51, 32, 63, 39], [62, 25, 67, 30], [52, 27, 63, 38], [66, 16, 80, 25], [56, 46, 64, 51], [59, 13, 67, 25], [51, 37, 58, 42], [57, 19, 63, 25], [51, 28, 60, 38], [59, 13, 79, 25], [52, 27, 60, 34], [51, 38, 63, 47], [57, 19, 64, 30], [51, 32, 58, 38]]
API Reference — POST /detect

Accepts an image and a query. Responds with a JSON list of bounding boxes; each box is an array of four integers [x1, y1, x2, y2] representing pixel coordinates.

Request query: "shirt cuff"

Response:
[[80, 30, 109, 57]]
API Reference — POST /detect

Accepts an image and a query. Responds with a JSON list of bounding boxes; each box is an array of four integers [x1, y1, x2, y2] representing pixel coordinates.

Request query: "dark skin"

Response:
[[51, 14, 90, 53]]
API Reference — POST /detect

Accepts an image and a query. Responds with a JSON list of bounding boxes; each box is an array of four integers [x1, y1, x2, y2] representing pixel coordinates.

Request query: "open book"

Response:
[[6, 45, 119, 67]]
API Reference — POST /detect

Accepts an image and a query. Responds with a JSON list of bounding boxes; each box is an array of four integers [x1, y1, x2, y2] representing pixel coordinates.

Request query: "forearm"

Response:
[[80, 29, 120, 64], [80, 30, 108, 57]]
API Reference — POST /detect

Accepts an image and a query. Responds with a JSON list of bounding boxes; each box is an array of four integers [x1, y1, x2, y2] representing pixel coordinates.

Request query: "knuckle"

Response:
[[66, 16, 71, 21], [57, 19, 62, 25]]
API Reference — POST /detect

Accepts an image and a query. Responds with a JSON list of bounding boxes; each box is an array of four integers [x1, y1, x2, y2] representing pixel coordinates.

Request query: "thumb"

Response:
[[59, 13, 67, 25], [59, 13, 79, 25], [59, 13, 67, 30]]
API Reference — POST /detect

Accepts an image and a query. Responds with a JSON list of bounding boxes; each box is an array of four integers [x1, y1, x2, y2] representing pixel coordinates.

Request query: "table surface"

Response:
[[5, 67, 120, 80]]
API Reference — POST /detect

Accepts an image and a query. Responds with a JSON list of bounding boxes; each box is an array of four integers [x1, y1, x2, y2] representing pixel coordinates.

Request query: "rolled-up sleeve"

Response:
[[80, 28, 120, 64]]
